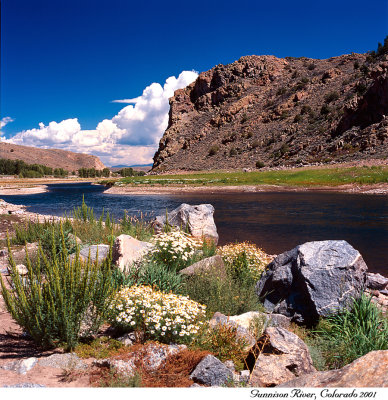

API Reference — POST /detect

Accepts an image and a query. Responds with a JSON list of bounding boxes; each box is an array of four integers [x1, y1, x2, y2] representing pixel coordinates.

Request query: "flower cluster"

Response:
[[218, 242, 273, 281], [148, 230, 201, 270], [109, 285, 206, 343]]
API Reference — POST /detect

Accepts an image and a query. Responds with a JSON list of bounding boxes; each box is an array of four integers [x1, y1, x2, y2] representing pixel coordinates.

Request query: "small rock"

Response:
[[190, 354, 233, 386], [70, 244, 110, 264], [367, 272, 388, 290], [68, 233, 82, 245], [229, 311, 291, 330], [117, 332, 142, 346], [112, 234, 152, 272], [38, 353, 87, 370], [3, 357, 38, 374], [380, 289, 388, 296], [240, 370, 251, 384], [16, 264, 28, 275], [3, 383, 46, 388], [0, 249, 8, 257], [223, 360, 235, 372], [179, 255, 226, 278]]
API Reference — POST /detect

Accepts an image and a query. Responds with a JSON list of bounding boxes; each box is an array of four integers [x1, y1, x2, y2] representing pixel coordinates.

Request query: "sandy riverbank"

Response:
[[0, 185, 49, 195], [104, 182, 388, 196]]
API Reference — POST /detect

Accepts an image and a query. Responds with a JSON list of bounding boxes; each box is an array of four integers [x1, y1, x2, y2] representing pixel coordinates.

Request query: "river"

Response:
[[1, 182, 387, 275]]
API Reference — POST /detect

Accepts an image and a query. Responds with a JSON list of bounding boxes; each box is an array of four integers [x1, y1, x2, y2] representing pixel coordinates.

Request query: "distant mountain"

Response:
[[0, 142, 106, 171], [111, 163, 153, 168], [153, 49, 388, 172]]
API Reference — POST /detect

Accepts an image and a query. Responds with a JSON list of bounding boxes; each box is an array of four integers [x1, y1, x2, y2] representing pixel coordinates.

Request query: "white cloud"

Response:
[[1, 117, 14, 136], [1, 117, 14, 128], [6, 71, 198, 166]]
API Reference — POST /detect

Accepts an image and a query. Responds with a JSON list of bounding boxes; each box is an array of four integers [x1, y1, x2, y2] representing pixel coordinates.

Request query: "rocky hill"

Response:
[[153, 51, 388, 172], [0, 142, 106, 171]]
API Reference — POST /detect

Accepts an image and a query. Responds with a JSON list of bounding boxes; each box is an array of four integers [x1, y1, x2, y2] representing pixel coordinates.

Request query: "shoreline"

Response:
[[103, 182, 388, 196]]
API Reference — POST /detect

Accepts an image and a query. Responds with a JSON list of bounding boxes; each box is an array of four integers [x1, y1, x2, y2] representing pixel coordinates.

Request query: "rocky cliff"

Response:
[[153, 52, 388, 172], [0, 142, 106, 171]]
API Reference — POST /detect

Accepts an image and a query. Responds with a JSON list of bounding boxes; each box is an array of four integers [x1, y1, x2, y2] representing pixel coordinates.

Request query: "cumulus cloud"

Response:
[[1, 117, 14, 136], [1, 117, 14, 128], [7, 70, 198, 166]]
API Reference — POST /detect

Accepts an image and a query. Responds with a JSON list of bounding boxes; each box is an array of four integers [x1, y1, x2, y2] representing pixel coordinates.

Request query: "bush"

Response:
[[293, 114, 303, 123], [147, 230, 201, 272], [256, 160, 265, 169], [111, 262, 184, 293], [181, 256, 263, 316], [0, 227, 116, 350], [324, 91, 339, 103], [229, 147, 238, 156], [314, 294, 388, 369], [218, 242, 273, 281], [191, 323, 249, 370], [320, 104, 331, 115], [208, 145, 219, 156], [251, 140, 259, 148], [109, 285, 206, 344]]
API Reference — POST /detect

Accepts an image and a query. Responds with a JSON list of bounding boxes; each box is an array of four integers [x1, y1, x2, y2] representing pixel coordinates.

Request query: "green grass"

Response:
[[111, 166, 388, 188]]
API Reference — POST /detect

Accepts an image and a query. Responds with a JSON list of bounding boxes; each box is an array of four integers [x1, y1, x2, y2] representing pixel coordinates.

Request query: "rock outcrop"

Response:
[[279, 350, 388, 387], [153, 203, 219, 244], [152, 52, 388, 172], [256, 240, 368, 324]]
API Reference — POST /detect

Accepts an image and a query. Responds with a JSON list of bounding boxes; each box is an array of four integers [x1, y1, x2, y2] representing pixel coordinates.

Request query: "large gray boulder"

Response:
[[153, 203, 218, 244], [112, 234, 153, 272], [190, 354, 233, 386], [256, 240, 368, 324], [279, 350, 388, 388], [249, 327, 316, 387]]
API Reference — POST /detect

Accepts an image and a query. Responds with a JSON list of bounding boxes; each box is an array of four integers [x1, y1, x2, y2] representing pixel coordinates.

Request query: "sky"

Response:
[[1, 0, 387, 166]]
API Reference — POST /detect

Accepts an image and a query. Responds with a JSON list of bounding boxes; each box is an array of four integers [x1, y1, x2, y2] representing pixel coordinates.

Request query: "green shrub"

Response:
[[324, 91, 339, 103], [112, 262, 184, 293], [181, 252, 262, 316], [314, 294, 388, 369], [208, 145, 219, 156], [191, 323, 249, 370], [12, 219, 75, 258], [1, 227, 116, 350], [251, 140, 259, 148], [320, 104, 331, 115], [75, 337, 124, 359], [294, 114, 303, 123], [256, 160, 265, 169], [229, 147, 237, 156]]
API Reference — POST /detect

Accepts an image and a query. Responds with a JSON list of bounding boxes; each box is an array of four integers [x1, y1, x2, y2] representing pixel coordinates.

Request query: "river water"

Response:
[[1, 183, 387, 275]]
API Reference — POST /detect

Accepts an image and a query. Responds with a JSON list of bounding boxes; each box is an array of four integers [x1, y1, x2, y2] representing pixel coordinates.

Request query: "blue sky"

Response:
[[1, 0, 387, 166]]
